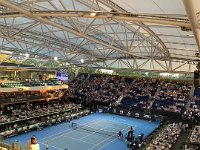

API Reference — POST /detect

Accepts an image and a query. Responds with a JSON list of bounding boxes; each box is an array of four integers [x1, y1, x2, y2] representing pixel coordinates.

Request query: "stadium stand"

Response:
[[0, 101, 87, 137], [0, 79, 63, 88], [120, 78, 159, 109], [0, 74, 199, 150], [189, 126, 200, 145], [152, 81, 192, 114], [67, 75, 195, 116], [1, 0, 200, 149], [147, 123, 183, 150], [68, 74, 134, 104]]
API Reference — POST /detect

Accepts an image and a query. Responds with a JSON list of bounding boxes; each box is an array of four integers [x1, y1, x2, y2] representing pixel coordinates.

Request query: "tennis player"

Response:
[[126, 126, 134, 142], [71, 122, 77, 128], [45, 143, 48, 150], [118, 130, 123, 139]]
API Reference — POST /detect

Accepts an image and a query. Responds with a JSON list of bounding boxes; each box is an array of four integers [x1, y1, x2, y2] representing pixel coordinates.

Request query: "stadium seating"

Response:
[[0, 79, 64, 88], [147, 123, 183, 150], [120, 78, 158, 109], [194, 88, 200, 98], [151, 81, 191, 114], [189, 126, 200, 145], [68, 75, 134, 104], [0, 102, 86, 137], [69, 73, 88, 89], [68, 75, 193, 115]]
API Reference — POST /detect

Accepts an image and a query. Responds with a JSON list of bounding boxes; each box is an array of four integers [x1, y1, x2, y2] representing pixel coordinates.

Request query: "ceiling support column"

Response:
[[182, 0, 200, 49]]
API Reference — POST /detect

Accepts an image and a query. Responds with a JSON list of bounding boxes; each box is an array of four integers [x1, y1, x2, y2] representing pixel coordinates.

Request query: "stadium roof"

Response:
[[0, 0, 200, 73]]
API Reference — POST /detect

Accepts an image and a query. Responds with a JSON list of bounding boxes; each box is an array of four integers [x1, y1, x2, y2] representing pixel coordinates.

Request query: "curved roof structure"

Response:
[[0, 0, 200, 73]]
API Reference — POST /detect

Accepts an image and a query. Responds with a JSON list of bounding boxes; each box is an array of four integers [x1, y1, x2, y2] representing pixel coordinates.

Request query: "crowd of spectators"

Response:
[[0, 74, 199, 150], [0, 90, 64, 102], [0, 91, 45, 100], [1, 74, 195, 117], [0, 102, 80, 124], [187, 88, 200, 118], [120, 78, 158, 109], [147, 123, 183, 150], [152, 81, 191, 114], [189, 125, 200, 145], [0, 78, 64, 88], [69, 74, 88, 89], [68, 75, 195, 115], [0, 101, 86, 137], [68, 75, 133, 104]]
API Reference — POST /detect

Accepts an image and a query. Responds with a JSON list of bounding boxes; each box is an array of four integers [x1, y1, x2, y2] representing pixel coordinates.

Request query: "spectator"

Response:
[[30, 136, 40, 150]]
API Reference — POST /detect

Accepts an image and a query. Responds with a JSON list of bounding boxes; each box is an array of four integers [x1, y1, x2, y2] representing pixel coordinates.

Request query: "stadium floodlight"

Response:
[[90, 12, 97, 16], [25, 53, 29, 58], [66, 62, 69, 65], [81, 59, 84, 63], [54, 57, 58, 61], [0, 50, 13, 54]]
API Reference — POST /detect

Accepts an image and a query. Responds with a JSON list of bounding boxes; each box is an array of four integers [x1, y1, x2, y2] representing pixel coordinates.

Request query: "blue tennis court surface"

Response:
[[5, 113, 159, 150]]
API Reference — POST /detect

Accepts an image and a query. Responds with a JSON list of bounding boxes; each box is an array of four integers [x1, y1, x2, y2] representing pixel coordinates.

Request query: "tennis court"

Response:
[[5, 113, 159, 150]]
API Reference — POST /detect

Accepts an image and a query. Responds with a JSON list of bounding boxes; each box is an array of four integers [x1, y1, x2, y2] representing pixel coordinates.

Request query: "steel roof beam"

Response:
[[97, 0, 171, 64], [182, 0, 200, 49], [0, 11, 192, 28], [0, 0, 151, 59], [76, 0, 170, 60], [0, 26, 106, 60]]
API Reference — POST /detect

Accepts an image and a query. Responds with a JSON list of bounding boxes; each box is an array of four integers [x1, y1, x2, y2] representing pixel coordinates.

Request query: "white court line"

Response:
[[87, 125, 129, 150], [39, 119, 101, 142], [90, 119, 128, 128], [39, 118, 135, 150], [77, 119, 134, 143], [79, 128, 111, 141], [39, 142, 63, 150], [65, 121, 107, 141], [41, 119, 103, 144], [103, 119, 134, 126], [100, 119, 137, 129], [61, 135, 97, 146], [78, 127, 105, 140], [95, 123, 126, 130], [87, 134, 115, 150], [58, 120, 115, 148], [98, 137, 118, 150], [97, 126, 129, 150]]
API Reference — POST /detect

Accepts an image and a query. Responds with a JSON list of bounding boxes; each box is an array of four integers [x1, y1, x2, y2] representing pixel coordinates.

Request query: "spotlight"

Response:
[[25, 53, 29, 58], [90, 12, 97, 16], [81, 59, 84, 63], [54, 57, 58, 61]]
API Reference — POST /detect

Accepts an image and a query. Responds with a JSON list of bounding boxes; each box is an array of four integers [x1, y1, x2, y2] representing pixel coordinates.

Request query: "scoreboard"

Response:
[[56, 69, 68, 83]]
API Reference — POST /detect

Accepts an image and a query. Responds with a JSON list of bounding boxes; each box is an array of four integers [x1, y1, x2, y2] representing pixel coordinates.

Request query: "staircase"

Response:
[[148, 99, 156, 110], [185, 85, 195, 111], [189, 85, 195, 99], [148, 81, 163, 109], [172, 130, 190, 150], [115, 95, 124, 105], [115, 79, 136, 105], [154, 87, 161, 99]]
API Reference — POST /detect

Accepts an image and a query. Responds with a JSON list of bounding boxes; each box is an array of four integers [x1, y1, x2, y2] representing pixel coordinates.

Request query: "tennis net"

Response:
[[73, 123, 118, 137]]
